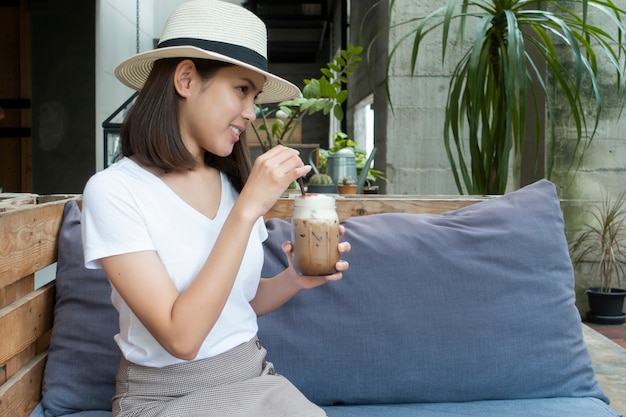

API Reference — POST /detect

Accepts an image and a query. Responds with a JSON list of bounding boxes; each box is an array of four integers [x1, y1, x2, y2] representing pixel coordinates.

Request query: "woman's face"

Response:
[[179, 64, 265, 160]]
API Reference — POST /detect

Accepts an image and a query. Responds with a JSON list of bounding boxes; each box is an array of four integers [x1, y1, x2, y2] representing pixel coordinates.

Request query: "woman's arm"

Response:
[[250, 235, 351, 316], [100, 205, 259, 360], [100, 146, 310, 360]]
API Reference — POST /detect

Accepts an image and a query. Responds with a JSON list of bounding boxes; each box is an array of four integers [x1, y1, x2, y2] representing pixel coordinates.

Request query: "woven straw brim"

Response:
[[115, 46, 301, 104]]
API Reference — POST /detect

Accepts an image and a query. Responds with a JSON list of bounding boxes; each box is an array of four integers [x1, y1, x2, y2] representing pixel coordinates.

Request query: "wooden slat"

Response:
[[36, 194, 80, 205], [0, 352, 47, 417], [36, 328, 52, 354], [0, 198, 72, 289], [0, 194, 37, 212], [2, 343, 36, 383], [0, 275, 34, 309], [265, 195, 488, 221], [0, 283, 55, 365]]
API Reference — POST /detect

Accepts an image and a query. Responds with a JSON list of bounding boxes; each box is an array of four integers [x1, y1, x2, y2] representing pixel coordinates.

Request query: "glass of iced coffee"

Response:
[[291, 194, 340, 275]]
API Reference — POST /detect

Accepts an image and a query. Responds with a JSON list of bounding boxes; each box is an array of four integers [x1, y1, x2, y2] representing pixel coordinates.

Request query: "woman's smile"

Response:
[[229, 125, 244, 142]]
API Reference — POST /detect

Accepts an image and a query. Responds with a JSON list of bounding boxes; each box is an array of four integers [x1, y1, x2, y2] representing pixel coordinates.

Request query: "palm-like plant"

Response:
[[569, 191, 626, 293], [381, 0, 626, 195]]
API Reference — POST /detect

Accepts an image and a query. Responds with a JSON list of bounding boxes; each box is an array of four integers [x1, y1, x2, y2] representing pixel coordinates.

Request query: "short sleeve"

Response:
[[82, 171, 156, 269]]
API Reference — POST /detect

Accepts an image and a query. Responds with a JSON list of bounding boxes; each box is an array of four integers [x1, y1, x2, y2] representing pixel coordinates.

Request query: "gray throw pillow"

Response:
[[258, 180, 608, 406], [41, 200, 120, 416]]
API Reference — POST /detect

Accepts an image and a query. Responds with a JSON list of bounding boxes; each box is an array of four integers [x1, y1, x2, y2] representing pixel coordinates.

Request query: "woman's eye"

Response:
[[237, 86, 249, 94]]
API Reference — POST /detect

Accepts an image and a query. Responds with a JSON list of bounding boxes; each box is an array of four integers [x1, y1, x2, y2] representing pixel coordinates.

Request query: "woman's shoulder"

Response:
[[83, 158, 152, 205], [85, 158, 147, 190]]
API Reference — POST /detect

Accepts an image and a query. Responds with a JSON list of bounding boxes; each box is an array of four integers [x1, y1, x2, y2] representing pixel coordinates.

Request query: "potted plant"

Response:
[[569, 191, 626, 324], [250, 44, 363, 152], [306, 173, 337, 194], [338, 176, 357, 195], [362, 179, 381, 195], [374, 0, 626, 195], [327, 132, 386, 193]]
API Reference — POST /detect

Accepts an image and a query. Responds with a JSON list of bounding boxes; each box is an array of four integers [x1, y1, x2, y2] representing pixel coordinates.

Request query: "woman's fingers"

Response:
[[253, 145, 310, 186]]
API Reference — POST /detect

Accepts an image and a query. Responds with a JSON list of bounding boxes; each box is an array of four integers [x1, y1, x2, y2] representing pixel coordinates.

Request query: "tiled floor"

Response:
[[585, 320, 626, 348]]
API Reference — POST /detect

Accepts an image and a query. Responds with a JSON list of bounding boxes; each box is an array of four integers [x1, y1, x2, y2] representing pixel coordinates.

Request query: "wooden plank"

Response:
[[0, 275, 34, 309], [0, 194, 38, 212], [5, 353, 18, 382], [0, 283, 55, 365], [36, 194, 80, 205], [36, 328, 52, 354], [0, 198, 71, 288], [265, 195, 488, 221], [0, 352, 46, 417], [3, 343, 37, 383]]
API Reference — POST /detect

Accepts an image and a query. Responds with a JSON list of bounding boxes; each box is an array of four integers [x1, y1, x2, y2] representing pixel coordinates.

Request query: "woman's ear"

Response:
[[173, 59, 196, 97]]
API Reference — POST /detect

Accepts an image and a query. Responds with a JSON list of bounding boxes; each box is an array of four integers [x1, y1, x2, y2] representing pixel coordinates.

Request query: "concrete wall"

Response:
[[550, 1, 626, 202], [350, 0, 468, 195]]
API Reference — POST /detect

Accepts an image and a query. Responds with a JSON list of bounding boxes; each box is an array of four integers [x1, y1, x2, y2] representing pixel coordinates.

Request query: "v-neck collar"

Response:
[[123, 157, 225, 222]]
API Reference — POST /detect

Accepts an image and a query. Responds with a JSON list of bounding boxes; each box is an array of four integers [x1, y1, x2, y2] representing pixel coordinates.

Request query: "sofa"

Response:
[[27, 179, 622, 416]]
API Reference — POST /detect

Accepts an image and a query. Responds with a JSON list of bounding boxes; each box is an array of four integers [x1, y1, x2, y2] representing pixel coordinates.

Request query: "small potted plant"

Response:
[[306, 173, 337, 194], [361, 167, 387, 194], [338, 176, 357, 195], [569, 191, 626, 324]]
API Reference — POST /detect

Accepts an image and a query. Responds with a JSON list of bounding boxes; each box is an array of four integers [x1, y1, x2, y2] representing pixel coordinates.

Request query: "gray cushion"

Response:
[[41, 200, 119, 416], [258, 180, 608, 406], [321, 397, 620, 417]]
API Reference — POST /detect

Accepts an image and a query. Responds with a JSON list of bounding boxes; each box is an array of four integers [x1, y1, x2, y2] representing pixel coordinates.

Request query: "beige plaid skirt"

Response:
[[112, 335, 326, 417]]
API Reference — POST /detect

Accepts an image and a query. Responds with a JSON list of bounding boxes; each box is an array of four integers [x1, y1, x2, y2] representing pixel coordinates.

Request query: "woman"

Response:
[[81, 1, 350, 416]]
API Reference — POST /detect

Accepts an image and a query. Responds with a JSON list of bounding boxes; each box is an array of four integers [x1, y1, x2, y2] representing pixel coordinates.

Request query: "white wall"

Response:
[[96, 0, 155, 170]]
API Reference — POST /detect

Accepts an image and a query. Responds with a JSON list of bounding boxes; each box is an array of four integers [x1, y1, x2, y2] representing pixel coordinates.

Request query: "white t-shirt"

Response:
[[82, 157, 267, 367]]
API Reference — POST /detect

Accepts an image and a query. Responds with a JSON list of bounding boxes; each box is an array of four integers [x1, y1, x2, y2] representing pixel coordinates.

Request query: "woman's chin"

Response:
[[211, 145, 235, 158]]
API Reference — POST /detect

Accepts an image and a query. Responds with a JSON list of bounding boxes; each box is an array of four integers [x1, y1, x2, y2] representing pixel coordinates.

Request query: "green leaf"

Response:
[[349, 44, 363, 55], [328, 63, 341, 73], [336, 90, 348, 104], [320, 77, 335, 97], [302, 79, 321, 98], [321, 68, 333, 78], [333, 104, 344, 121]]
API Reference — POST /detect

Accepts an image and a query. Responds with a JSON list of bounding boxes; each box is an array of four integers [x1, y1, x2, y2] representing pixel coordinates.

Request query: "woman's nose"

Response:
[[243, 101, 257, 122]]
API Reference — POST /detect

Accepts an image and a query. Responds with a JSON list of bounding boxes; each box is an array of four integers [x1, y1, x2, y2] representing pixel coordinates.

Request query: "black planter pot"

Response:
[[362, 186, 379, 194], [586, 288, 626, 324]]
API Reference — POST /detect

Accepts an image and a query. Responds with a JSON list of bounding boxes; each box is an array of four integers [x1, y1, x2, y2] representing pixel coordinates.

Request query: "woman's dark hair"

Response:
[[120, 58, 252, 192]]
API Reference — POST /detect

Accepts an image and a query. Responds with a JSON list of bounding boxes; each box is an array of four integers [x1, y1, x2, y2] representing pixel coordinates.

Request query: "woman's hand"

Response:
[[238, 145, 310, 219], [282, 224, 351, 289], [250, 225, 351, 316]]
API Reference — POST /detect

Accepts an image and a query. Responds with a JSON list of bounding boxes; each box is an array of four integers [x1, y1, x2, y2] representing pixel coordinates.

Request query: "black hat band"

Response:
[[158, 38, 268, 72]]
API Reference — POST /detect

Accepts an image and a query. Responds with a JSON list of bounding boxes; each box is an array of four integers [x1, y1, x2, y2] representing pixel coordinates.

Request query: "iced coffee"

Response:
[[292, 194, 340, 276]]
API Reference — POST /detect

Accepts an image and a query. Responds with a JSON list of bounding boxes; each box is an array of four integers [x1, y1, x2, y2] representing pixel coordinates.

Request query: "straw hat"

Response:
[[115, 0, 300, 103]]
